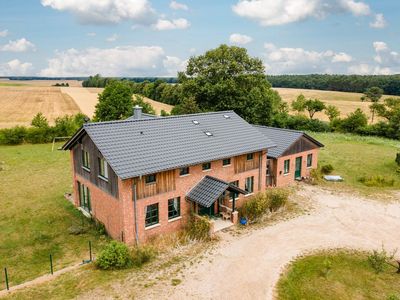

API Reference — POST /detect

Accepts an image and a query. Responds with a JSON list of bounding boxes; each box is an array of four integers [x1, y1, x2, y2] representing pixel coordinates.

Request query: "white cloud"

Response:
[[39, 46, 185, 77], [0, 59, 33, 76], [263, 43, 352, 74], [41, 0, 156, 25], [106, 34, 118, 42], [1, 38, 36, 52], [163, 56, 187, 76], [170, 1, 188, 11], [87, 32, 96, 37], [370, 13, 387, 29], [0, 29, 8, 37], [153, 18, 190, 30], [348, 42, 400, 75], [332, 52, 353, 63], [229, 33, 253, 45], [232, 0, 372, 26]]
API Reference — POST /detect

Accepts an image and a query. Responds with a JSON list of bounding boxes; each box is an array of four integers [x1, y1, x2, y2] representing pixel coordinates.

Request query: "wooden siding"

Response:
[[135, 169, 176, 199], [234, 152, 260, 174], [281, 136, 320, 157], [72, 134, 119, 198]]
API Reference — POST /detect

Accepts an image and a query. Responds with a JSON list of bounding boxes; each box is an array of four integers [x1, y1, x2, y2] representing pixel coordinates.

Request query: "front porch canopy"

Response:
[[186, 176, 247, 211]]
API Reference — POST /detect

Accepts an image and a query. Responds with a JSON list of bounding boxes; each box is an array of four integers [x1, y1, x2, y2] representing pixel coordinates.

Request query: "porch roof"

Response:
[[186, 176, 247, 208]]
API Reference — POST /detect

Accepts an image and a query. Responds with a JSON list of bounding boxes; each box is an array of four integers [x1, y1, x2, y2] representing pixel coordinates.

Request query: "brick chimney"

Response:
[[133, 105, 142, 120]]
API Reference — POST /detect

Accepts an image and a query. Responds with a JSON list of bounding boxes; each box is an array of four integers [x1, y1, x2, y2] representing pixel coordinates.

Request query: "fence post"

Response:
[[50, 254, 53, 275], [89, 241, 92, 262], [4, 268, 9, 291]]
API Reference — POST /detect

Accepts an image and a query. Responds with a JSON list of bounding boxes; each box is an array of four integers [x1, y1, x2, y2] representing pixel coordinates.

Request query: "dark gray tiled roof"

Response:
[[253, 125, 323, 158], [64, 111, 275, 179], [186, 176, 246, 208]]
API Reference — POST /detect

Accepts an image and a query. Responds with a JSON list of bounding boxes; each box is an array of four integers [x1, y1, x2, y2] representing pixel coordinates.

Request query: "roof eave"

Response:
[[61, 126, 86, 150]]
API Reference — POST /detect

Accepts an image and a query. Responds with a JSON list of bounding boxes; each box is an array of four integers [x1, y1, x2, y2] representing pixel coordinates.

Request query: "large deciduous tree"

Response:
[[361, 87, 384, 103], [94, 81, 133, 121], [304, 99, 326, 119], [178, 44, 282, 125]]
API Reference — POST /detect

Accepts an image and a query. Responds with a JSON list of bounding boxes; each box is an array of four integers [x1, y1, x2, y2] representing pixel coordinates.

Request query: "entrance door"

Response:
[[198, 204, 215, 217], [295, 157, 302, 179]]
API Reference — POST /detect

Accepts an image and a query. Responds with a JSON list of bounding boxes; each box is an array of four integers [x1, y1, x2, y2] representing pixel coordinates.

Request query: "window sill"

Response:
[[179, 174, 190, 178], [202, 169, 212, 172], [82, 166, 90, 172], [98, 175, 109, 182], [168, 216, 182, 223], [244, 193, 254, 197], [283, 173, 290, 177], [307, 166, 312, 169], [145, 182, 156, 186], [78, 207, 92, 218], [222, 164, 231, 168], [145, 223, 160, 230]]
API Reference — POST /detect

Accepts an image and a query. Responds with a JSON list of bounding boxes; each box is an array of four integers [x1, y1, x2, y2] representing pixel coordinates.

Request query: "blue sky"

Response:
[[0, 0, 399, 76]]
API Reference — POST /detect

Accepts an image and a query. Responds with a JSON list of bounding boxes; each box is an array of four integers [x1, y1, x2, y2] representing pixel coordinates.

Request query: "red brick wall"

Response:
[[274, 149, 319, 187], [70, 150, 267, 244]]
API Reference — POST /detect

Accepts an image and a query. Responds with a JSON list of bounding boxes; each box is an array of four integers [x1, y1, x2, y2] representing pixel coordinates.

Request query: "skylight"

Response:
[[204, 131, 213, 136], [192, 120, 200, 125], [223, 114, 231, 119]]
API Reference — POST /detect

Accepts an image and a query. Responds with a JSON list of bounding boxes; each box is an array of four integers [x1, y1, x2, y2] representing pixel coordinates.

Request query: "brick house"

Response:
[[62, 109, 322, 244], [254, 126, 324, 187]]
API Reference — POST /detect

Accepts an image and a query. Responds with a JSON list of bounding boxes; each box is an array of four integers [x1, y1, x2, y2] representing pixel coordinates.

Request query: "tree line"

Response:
[[82, 75, 177, 87], [267, 74, 400, 96]]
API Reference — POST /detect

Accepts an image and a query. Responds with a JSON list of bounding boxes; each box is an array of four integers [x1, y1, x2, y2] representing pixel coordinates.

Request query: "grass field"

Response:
[[309, 132, 400, 194], [274, 87, 393, 122], [0, 80, 82, 87], [0, 143, 107, 287], [0, 86, 81, 128], [277, 250, 400, 299]]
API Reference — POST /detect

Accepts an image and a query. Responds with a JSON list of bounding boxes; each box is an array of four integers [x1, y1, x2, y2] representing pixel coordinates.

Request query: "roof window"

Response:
[[223, 114, 231, 119], [204, 131, 213, 137], [192, 120, 200, 125]]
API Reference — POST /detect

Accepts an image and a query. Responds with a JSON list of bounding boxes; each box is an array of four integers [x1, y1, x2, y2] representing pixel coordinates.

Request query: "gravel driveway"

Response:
[[164, 186, 400, 300]]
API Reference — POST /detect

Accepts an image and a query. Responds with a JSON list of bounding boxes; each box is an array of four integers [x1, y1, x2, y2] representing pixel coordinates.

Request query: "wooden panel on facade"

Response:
[[72, 134, 119, 198], [281, 136, 319, 157], [136, 169, 176, 199], [234, 152, 260, 174]]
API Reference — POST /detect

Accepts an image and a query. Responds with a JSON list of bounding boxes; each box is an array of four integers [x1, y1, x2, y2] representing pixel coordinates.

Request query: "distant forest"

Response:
[[266, 74, 400, 96]]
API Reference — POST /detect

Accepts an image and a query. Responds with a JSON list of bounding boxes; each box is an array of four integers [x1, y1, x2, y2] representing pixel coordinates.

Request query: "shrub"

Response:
[[268, 189, 289, 212], [0, 126, 27, 145], [31, 112, 49, 128], [131, 245, 156, 267], [387, 294, 400, 300], [321, 164, 334, 175], [396, 153, 400, 166], [321, 258, 332, 278], [368, 247, 395, 273], [25, 127, 52, 144], [239, 192, 270, 222], [186, 215, 211, 240], [96, 241, 132, 270], [358, 175, 395, 187]]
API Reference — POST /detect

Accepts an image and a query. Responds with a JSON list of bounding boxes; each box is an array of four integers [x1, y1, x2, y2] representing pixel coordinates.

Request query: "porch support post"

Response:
[[232, 193, 236, 212]]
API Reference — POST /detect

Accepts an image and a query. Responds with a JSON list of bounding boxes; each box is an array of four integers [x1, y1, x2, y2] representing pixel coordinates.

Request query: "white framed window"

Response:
[[284, 159, 290, 174], [307, 154, 313, 168], [168, 197, 181, 220], [82, 150, 90, 170], [98, 157, 108, 180], [145, 174, 157, 184], [245, 176, 254, 193], [78, 181, 91, 213]]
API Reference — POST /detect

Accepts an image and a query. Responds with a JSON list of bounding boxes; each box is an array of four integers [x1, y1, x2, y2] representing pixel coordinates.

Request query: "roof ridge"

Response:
[[252, 125, 304, 134], [204, 175, 229, 185], [84, 110, 235, 127]]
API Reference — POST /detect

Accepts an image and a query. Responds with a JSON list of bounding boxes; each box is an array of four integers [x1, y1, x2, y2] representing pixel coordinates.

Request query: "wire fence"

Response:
[[1, 241, 93, 292]]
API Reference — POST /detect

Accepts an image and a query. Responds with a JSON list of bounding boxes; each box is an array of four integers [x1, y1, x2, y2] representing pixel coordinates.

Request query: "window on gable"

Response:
[[246, 153, 254, 160], [284, 159, 290, 174], [245, 176, 254, 193], [145, 174, 157, 184], [202, 162, 211, 171], [179, 167, 189, 176], [307, 154, 313, 167], [223, 158, 231, 166], [82, 150, 90, 170], [145, 203, 159, 227], [168, 197, 181, 220], [98, 157, 109, 180]]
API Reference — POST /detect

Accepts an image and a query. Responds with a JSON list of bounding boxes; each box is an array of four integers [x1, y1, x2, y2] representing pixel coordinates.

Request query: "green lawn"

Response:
[[0, 143, 107, 287], [277, 250, 400, 299], [308, 132, 400, 194]]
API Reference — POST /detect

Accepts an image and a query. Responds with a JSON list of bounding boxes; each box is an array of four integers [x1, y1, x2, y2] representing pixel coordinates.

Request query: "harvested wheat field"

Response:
[[0, 86, 80, 128], [274, 87, 392, 122], [0, 79, 82, 87], [63, 87, 174, 117]]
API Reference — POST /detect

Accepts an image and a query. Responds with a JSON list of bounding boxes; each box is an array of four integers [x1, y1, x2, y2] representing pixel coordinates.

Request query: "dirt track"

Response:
[[161, 186, 400, 300]]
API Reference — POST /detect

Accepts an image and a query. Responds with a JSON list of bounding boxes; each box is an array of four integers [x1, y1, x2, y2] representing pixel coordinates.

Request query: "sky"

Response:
[[0, 0, 399, 77]]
